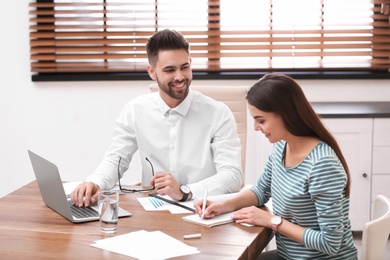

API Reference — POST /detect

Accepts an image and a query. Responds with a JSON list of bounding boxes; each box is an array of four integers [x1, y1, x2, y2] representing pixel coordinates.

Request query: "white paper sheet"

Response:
[[91, 230, 200, 259]]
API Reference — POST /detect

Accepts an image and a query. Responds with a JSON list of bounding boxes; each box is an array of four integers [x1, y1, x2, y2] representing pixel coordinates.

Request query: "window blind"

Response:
[[29, 0, 390, 74]]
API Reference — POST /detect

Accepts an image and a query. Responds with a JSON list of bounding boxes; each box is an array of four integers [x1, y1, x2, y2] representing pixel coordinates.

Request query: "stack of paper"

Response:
[[91, 230, 199, 259]]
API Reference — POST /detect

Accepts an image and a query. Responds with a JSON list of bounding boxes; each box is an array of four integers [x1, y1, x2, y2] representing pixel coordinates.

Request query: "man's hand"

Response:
[[70, 182, 100, 207], [151, 172, 183, 201]]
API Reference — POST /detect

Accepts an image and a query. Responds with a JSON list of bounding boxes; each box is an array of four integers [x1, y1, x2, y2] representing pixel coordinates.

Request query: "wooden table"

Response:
[[0, 181, 273, 259]]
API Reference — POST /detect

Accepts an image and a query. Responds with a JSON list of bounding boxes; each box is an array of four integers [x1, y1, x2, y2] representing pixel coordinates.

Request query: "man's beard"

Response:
[[156, 78, 192, 100]]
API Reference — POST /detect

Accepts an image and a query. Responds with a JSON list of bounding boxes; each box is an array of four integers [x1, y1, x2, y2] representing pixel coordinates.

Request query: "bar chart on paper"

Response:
[[137, 195, 195, 213], [148, 197, 165, 209], [137, 197, 168, 211]]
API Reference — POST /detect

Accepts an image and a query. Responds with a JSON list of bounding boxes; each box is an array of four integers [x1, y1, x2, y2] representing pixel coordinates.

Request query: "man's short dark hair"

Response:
[[146, 29, 190, 67]]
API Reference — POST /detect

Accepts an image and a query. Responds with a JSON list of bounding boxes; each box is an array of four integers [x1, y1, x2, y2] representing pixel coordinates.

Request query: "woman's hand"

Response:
[[232, 206, 273, 227], [194, 199, 227, 219]]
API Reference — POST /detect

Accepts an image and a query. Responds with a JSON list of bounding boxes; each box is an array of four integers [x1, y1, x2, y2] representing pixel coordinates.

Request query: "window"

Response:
[[29, 0, 390, 80]]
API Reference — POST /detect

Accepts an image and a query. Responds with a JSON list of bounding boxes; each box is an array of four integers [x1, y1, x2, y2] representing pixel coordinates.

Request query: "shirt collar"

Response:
[[157, 89, 193, 117]]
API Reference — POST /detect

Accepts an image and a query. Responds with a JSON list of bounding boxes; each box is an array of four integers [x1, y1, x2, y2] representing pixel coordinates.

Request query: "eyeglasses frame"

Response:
[[117, 156, 155, 193]]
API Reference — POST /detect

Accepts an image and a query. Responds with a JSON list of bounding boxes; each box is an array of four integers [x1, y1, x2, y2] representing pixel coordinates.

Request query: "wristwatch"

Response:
[[179, 185, 191, 202], [271, 215, 282, 233]]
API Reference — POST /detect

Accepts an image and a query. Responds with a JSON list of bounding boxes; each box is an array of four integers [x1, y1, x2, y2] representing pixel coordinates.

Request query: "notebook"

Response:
[[28, 150, 131, 223], [182, 212, 234, 227]]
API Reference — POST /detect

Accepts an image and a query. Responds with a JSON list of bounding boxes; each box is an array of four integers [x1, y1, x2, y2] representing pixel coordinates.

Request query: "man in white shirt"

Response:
[[71, 29, 243, 207]]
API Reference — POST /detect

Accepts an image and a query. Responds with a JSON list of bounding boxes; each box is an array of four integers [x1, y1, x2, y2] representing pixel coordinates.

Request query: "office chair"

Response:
[[150, 84, 248, 176], [361, 195, 390, 260]]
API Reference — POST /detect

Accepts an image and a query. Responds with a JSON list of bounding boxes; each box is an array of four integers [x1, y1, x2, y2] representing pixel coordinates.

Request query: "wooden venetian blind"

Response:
[[29, 0, 390, 74]]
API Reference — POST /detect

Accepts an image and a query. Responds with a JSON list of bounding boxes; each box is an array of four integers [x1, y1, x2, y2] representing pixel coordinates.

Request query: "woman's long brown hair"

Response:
[[246, 74, 351, 197]]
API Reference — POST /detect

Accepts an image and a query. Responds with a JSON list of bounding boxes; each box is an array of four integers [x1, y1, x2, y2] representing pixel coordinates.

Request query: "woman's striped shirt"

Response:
[[251, 141, 358, 259]]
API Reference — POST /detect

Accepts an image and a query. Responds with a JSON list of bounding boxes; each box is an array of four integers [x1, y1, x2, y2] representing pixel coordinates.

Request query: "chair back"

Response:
[[361, 195, 390, 260], [150, 84, 248, 175]]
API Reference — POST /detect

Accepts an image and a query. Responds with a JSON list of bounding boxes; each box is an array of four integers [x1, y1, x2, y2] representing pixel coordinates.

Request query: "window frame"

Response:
[[30, 0, 390, 81]]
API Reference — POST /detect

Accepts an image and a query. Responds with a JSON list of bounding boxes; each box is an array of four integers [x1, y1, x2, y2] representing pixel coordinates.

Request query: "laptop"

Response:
[[28, 150, 131, 223]]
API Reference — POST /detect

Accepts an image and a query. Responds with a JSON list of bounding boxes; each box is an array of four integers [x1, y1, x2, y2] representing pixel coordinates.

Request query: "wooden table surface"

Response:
[[0, 181, 273, 259]]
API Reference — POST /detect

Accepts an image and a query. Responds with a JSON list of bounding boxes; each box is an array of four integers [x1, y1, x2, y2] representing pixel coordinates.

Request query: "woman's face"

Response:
[[248, 103, 287, 144]]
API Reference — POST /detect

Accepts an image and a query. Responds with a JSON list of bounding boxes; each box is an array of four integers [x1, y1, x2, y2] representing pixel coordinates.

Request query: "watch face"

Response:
[[180, 185, 190, 194], [272, 216, 282, 225]]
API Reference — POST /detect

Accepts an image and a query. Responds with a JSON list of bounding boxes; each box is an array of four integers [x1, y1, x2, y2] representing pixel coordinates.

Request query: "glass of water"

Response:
[[98, 190, 119, 234]]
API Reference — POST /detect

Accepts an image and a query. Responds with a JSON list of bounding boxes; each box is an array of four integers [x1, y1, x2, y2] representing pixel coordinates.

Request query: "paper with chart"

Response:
[[137, 195, 195, 214]]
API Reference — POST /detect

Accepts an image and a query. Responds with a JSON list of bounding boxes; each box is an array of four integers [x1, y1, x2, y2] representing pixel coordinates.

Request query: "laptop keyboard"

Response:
[[68, 200, 99, 219]]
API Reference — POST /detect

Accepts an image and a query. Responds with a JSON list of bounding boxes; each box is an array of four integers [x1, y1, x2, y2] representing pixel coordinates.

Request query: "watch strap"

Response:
[[179, 185, 190, 202], [271, 216, 282, 233], [179, 192, 189, 202], [271, 223, 279, 233]]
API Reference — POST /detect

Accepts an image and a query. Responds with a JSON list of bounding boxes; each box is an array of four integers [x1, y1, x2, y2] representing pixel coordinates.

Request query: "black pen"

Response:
[[148, 193, 195, 213]]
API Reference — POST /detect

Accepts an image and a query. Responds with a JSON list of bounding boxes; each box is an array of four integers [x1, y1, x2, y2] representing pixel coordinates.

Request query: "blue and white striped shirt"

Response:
[[251, 141, 358, 259]]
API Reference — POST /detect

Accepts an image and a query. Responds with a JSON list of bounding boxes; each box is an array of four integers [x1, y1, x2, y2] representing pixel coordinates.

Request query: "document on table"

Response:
[[91, 230, 200, 259], [137, 195, 195, 214]]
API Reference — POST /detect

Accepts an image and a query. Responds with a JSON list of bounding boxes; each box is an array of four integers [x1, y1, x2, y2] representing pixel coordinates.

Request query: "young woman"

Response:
[[195, 74, 358, 260]]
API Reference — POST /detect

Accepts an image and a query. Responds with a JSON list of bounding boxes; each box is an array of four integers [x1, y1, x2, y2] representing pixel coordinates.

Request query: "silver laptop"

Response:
[[28, 150, 131, 223]]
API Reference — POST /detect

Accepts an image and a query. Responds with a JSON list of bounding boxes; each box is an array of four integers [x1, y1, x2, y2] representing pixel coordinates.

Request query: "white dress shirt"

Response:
[[87, 89, 243, 198]]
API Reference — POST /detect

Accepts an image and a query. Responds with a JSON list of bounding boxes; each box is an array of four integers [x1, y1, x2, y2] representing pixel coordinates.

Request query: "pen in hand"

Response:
[[201, 187, 208, 219]]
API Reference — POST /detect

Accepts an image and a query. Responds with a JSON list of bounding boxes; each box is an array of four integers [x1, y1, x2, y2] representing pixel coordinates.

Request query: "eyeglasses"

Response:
[[117, 157, 155, 193]]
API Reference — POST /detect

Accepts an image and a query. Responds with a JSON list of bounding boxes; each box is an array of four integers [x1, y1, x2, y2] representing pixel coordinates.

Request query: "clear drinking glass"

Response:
[[98, 190, 119, 234]]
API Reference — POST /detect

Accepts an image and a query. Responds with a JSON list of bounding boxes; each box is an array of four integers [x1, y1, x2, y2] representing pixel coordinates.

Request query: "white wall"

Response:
[[1, 1, 390, 198]]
